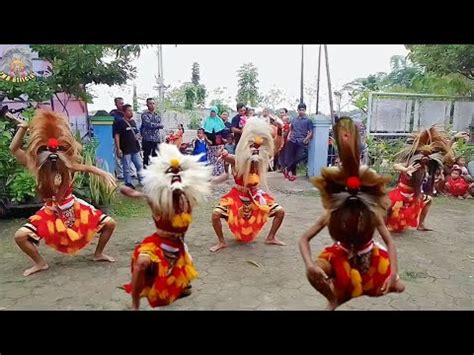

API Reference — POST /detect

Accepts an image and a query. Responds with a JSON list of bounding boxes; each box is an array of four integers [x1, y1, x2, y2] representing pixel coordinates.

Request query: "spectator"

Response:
[[140, 98, 164, 168], [220, 111, 232, 140], [113, 104, 144, 189], [224, 134, 236, 174], [284, 103, 313, 181], [110, 97, 125, 179], [202, 106, 226, 176], [192, 128, 208, 163], [230, 103, 247, 145]]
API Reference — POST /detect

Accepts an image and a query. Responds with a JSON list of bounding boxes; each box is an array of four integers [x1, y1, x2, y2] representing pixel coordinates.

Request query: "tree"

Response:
[[192, 62, 200, 85], [209, 99, 231, 115], [181, 63, 207, 110], [0, 45, 142, 116], [161, 84, 187, 111], [236, 63, 261, 107], [132, 83, 138, 111], [261, 87, 287, 110], [184, 83, 196, 110], [406, 45, 474, 81]]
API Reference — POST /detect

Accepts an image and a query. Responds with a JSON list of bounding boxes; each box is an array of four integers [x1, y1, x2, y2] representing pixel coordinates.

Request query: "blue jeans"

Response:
[[122, 152, 144, 185]]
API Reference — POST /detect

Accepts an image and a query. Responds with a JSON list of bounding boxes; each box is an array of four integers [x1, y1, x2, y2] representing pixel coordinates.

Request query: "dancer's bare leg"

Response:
[[94, 219, 116, 262], [308, 260, 339, 310], [15, 229, 49, 277], [210, 212, 227, 252], [417, 199, 433, 231], [131, 255, 151, 310], [265, 208, 286, 246]]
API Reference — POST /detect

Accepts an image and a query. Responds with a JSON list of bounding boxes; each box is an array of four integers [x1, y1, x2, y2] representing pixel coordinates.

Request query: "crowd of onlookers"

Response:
[[107, 95, 474, 199], [109, 97, 316, 188], [434, 155, 474, 199]]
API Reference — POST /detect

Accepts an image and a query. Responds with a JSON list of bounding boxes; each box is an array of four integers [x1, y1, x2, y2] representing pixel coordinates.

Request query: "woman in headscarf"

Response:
[[202, 106, 226, 176]]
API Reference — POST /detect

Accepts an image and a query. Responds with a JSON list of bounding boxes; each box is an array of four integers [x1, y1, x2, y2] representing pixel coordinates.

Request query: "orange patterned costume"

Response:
[[214, 175, 281, 242], [387, 173, 429, 232], [14, 110, 114, 255], [21, 185, 109, 254], [387, 126, 453, 232], [310, 117, 399, 304], [121, 143, 211, 308], [318, 241, 391, 299], [123, 230, 197, 307]]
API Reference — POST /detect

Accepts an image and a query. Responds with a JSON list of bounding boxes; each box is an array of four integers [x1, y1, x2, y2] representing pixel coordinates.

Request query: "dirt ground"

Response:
[[0, 172, 472, 310]]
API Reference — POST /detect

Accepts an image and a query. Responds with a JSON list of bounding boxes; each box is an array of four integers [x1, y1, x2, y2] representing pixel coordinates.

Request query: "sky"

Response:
[[88, 45, 409, 114]]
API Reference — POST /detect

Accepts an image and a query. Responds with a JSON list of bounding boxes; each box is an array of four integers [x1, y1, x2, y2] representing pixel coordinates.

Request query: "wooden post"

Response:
[[316, 44, 322, 114], [324, 45, 335, 124]]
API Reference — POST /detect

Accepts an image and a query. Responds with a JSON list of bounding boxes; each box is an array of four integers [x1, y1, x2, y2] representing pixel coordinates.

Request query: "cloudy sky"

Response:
[[88, 45, 409, 114]]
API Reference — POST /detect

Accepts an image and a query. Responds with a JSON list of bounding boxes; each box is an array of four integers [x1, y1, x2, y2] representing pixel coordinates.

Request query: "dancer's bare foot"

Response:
[[209, 242, 227, 253], [179, 285, 193, 298], [417, 225, 433, 232], [23, 263, 49, 277], [94, 253, 115, 262], [325, 300, 339, 311], [265, 237, 286, 246]]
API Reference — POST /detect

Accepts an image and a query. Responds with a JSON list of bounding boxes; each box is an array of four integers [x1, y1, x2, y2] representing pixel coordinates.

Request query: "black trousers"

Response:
[[285, 141, 307, 175], [142, 140, 159, 167]]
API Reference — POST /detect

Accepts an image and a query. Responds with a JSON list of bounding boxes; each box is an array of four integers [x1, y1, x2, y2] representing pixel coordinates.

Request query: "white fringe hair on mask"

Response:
[[142, 143, 212, 219], [235, 117, 274, 189]]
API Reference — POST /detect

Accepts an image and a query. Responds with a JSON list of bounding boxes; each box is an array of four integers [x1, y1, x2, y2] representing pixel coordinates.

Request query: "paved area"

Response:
[[0, 173, 472, 310]]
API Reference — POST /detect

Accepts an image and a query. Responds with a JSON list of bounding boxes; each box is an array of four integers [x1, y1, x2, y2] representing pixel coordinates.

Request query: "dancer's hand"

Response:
[[116, 149, 123, 159], [5, 111, 28, 127], [306, 265, 330, 289], [380, 274, 398, 294], [406, 162, 421, 176], [103, 172, 117, 190], [219, 148, 229, 159], [454, 131, 470, 141]]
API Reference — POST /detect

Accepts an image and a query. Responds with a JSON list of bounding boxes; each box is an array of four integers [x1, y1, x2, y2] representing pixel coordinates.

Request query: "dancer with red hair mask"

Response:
[[6, 110, 117, 277]]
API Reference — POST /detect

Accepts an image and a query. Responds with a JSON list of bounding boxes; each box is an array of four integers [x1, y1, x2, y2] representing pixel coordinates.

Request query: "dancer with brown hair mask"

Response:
[[6, 110, 117, 277], [121, 143, 211, 309], [299, 117, 404, 310], [386, 126, 453, 232]]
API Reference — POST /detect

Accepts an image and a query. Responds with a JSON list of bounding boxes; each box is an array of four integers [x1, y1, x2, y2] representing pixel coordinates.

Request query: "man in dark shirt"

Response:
[[284, 103, 313, 181], [140, 98, 164, 167], [230, 103, 247, 145], [113, 104, 144, 189], [110, 97, 125, 179]]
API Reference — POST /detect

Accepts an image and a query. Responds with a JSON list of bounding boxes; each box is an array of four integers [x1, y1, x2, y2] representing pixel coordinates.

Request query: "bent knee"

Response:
[[212, 211, 223, 221], [14, 229, 29, 243], [104, 218, 117, 230], [274, 208, 285, 218], [135, 256, 151, 271]]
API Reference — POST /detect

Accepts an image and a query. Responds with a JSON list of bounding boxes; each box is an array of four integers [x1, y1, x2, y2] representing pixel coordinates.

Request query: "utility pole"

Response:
[[315, 44, 322, 114], [300, 44, 304, 104], [156, 44, 165, 104]]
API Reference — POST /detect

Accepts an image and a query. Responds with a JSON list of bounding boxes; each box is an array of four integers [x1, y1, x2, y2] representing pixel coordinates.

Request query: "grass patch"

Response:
[[400, 270, 430, 281], [109, 194, 149, 219]]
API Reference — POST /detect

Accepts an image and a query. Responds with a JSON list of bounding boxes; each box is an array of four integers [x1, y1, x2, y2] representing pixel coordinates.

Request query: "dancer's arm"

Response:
[[220, 150, 235, 165], [9, 123, 29, 166], [376, 214, 399, 293], [393, 162, 420, 176], [73, 164, 117, 189], [119, 185, 146, 199], [299, 215, 330, 285], [299, 215, 327, 269]]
